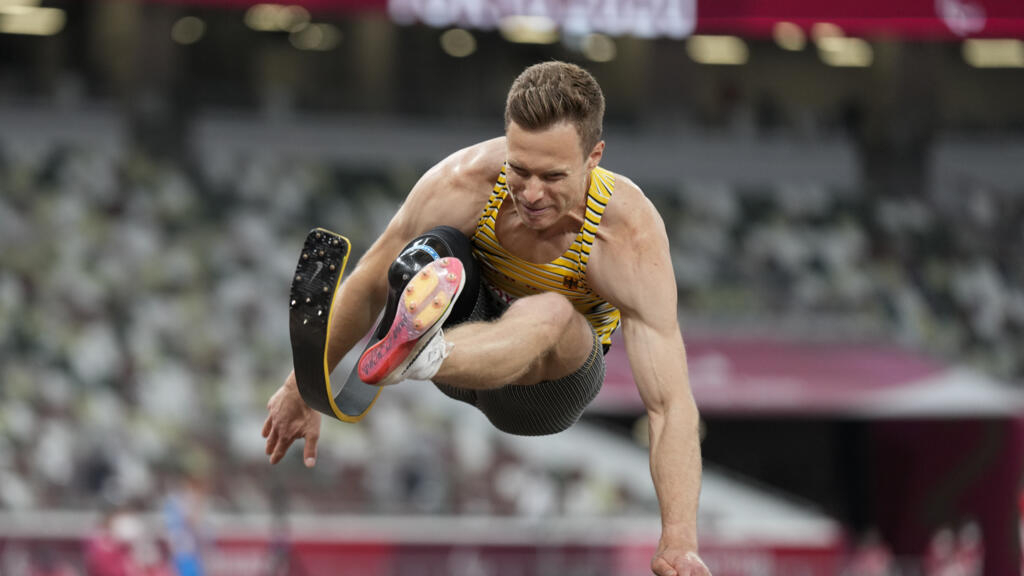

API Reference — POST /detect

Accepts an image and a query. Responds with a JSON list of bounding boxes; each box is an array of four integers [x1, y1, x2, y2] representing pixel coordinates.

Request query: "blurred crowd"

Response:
[[660, 178, 1024, 380], [0, 140, 654, 522], [0, 135, 1021, 574]]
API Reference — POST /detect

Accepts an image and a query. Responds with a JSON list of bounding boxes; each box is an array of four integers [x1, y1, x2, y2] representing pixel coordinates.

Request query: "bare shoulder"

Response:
[[429, 137, 506, 197], [452, 137, 507, 183], [587, 170, 674, 315], [599, 171, 667, 248], [399, 137, 506, 236]]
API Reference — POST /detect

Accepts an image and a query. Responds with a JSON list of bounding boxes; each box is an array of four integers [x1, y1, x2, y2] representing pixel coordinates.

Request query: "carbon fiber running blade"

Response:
[[288, 228, 381, 422]]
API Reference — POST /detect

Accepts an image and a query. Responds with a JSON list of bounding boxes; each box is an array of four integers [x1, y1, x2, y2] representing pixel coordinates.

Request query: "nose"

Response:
[[520, 177, 544, 205]]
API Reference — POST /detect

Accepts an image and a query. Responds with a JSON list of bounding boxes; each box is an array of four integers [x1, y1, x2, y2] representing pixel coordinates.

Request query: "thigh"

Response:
[[476, 326, 606, 436], [500, 292, 597, 387]]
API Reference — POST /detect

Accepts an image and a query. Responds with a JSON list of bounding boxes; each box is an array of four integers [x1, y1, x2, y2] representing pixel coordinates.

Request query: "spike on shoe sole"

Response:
[[403, 266, 439, 315]]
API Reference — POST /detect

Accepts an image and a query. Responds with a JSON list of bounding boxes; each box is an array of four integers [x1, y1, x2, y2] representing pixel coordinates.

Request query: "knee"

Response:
[[508, 292, 577, 337], [389, 227, 471, 286], [504, 293, 593, 383]]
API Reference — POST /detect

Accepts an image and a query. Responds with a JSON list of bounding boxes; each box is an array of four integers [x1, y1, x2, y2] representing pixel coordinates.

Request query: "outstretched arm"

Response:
[[589, 188, 708, 576], [624, 306, 706, 576]]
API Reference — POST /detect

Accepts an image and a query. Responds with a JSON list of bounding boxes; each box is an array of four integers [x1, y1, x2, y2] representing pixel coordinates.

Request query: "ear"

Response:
[[586, 140, 605, 171]]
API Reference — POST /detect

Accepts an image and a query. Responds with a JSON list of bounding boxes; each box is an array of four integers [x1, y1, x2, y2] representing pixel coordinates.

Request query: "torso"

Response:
[[471, 165, 622, 347]]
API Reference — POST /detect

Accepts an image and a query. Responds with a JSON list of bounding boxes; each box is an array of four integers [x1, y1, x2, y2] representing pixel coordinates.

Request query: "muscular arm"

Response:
[[625, 289, 702, 558], [588, 181, 706, 575], [326, 139, 505, 369], [263, 137, 505, 465]]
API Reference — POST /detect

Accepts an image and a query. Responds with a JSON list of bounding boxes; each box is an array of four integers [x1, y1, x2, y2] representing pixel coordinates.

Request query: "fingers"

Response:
[[265, 418, 293, 464], [652, 554, 711, 576], [684, 553, 711, 575], [651, 557, 677, 576], [264, 381, 319, 467], [303, 432, 319, 468], [264, 427, 279, 455], [269, 434, 294, 465], [265, 428, 316, 467]]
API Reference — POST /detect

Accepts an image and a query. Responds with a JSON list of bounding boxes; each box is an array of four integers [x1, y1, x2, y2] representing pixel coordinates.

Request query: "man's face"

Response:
[[505, 120, 603, 232]]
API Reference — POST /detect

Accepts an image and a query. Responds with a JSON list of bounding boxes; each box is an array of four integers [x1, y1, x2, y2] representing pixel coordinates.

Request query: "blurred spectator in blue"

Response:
[[162, 471, 210, 576]]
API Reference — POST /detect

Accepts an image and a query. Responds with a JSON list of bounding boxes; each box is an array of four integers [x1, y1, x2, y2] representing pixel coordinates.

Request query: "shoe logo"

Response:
[[309, 261, 324, 282], [426, 346, 445, 365], [408, 245, 441, 261], [359, 315, 411, 380], [400, 332, 444, 380], [422, 345, 442, 366]]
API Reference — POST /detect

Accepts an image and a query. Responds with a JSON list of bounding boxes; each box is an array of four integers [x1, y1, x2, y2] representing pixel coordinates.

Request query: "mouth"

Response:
[[521, 204, 549, 219]]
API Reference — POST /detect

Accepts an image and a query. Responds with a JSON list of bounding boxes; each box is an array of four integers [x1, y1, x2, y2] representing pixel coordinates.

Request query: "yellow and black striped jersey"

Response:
[[471, 165, 621, 348]]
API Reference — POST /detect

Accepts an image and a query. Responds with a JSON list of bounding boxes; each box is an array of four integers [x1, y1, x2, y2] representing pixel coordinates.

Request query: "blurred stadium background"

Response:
[[2, 0, 1024, 574]]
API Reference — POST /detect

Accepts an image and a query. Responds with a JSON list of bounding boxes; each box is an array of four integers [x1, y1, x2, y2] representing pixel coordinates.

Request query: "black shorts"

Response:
[[434, 280, 606, 436]]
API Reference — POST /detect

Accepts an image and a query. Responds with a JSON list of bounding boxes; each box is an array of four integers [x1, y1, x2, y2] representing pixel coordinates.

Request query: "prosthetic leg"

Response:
[[288, 226, 478, 421], [288, 228, 380, 422]]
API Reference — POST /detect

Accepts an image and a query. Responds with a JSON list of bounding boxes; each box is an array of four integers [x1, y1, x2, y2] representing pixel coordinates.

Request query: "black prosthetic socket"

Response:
[[374, 226, 479, 340]]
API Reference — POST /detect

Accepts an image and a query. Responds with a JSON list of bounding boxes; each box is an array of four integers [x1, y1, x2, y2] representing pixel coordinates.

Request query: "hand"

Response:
[[262, 373, 321, 467], [652, 546, 711, 576]]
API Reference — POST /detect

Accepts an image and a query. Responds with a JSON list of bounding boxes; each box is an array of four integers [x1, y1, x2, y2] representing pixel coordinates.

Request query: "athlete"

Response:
[[263, 61, 710, 576]]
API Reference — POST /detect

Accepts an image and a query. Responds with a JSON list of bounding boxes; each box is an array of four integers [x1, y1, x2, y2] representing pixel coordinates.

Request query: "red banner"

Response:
[[695, 0, 1024, 38], [381, 0, 1024, 39], [148, 0, 1024, 39]]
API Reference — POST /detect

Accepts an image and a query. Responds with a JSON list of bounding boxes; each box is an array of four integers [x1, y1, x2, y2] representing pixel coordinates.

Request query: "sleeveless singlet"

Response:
[[471, 165, 621, 348]]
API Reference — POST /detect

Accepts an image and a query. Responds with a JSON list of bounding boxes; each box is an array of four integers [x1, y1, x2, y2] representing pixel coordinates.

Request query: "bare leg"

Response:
[[434, 292, 595, 390]]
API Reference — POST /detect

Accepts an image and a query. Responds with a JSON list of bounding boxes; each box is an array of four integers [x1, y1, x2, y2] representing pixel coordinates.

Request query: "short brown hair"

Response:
[[504, 61, 605, 156]]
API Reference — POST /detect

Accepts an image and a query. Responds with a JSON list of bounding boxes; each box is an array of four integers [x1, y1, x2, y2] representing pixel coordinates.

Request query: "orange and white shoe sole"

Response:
[[357, 257, 465, 385]]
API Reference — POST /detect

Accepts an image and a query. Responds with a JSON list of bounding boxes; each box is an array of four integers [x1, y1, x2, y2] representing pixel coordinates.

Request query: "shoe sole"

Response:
[[358, 257, 465, 385]]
